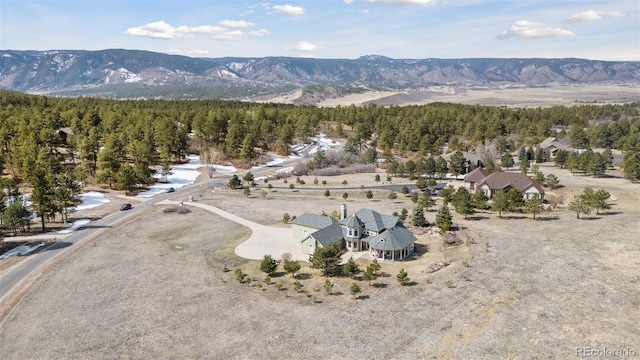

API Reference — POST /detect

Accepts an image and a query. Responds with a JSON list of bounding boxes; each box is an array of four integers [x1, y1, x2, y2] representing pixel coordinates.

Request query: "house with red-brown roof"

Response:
[[465, 169, 545, 200], [463, 167, 490, 190]]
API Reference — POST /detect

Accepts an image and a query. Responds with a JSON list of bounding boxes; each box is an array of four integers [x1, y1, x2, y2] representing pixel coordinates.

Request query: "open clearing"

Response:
[[304, 84, 640, 108], [0, 163, 639, 359]]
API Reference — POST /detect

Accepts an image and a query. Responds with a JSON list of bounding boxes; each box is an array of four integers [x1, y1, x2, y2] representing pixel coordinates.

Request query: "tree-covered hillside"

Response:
[[0, 90, 638, 234]]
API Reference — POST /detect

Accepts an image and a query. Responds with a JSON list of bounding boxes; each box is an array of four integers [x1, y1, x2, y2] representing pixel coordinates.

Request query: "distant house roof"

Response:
[[464, 167, 490, 183], [309, 223, 345, 247], [442, 151, 482, 166], [539, 137, 571, 152], [58, 127, 74, 135], [367, 225, 417, 251], [477, 172, 544, 194], [291, 213, 337, 229]]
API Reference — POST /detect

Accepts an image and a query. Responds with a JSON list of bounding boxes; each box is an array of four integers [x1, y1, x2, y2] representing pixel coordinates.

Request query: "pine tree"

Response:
[[472, 190, 489, 210], [435, 205, 452, 233], [411, 205, 428, 227], [309, 242, 342, 277], [523, 194, 544, 220], [350, 282, 362, 299], [453, 187, 474, 219], [260, 255, 278, 275], [396, 269, 410, 286], [568, 195, 591, 219], [342, 257, 361, 278], [491, 190, 509, 218], [283, 259, 301, 278], [501, 153, 514, 170]]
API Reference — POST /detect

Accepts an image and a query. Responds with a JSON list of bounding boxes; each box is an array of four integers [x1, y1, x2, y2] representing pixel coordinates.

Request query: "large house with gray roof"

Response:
[[291, 205, 416, 261]]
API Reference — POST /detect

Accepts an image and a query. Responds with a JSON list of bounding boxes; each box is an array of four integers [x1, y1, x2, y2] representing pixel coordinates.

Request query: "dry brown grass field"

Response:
[[0, 161, 638, 359]]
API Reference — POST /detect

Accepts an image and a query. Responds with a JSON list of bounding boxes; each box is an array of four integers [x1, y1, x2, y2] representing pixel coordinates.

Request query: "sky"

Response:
[[1, 0, 638, 60]]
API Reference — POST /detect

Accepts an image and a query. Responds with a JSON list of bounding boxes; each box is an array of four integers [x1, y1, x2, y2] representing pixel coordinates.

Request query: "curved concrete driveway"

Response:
[[157, 200, 308, 261]]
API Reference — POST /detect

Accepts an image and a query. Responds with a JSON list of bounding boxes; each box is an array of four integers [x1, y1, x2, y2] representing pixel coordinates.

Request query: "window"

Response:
[[347, 241, 351, 248]]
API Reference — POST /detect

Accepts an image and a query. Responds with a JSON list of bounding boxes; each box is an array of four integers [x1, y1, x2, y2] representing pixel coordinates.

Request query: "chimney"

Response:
[[340, 204, 347, 220]]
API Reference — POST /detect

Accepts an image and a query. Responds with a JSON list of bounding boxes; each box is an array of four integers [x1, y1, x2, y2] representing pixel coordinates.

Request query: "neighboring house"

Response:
[[292, 205, 416, 261], [463, 167, 490, 190], [539, 137, 572, 158], [442, 151, 483, 174], [57, 127, 74, 144], [472, 171, 545, 200]]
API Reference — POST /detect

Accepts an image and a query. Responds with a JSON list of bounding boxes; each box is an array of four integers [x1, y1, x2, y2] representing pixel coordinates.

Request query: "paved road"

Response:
[[0, 157, 303, 314]]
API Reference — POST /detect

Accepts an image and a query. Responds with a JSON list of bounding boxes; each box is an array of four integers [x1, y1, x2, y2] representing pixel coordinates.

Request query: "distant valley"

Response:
[[1, 49, 639, 106]]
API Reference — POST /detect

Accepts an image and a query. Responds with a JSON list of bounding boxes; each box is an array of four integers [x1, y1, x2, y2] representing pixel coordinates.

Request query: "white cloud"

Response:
[[273, 4, 305, 15], [168, 49, 210, 56], [125, 21, 191, 39], [190, 25, 228, 35], [566, 10, 626, 23], [218, 20, 255, 28], [366, 0, 439, 5], [213, 30, 243, 41], [343, 0, 354, 3], [497, 20, 574, 39], [125, 21, 229, 39], [248, 29, 270, 37], [295, 41, 322, 52]]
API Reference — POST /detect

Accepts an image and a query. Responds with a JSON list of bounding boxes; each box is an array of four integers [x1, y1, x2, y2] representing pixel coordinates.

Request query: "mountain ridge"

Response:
[[1, 49, 638, 102]]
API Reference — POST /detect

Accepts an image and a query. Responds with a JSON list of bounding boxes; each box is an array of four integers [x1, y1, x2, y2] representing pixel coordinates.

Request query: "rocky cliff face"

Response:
[[1, 49, 638, 99]]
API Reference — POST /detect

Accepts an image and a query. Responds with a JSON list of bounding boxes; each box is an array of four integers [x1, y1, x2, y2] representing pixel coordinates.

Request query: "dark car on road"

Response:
[[166, 187, 176, 193], [120, 203, 132, 211]]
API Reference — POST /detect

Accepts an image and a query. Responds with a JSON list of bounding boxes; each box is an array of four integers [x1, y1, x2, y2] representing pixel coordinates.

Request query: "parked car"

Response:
[[120, 203, 132, 211], [166, 187, 176, 193]]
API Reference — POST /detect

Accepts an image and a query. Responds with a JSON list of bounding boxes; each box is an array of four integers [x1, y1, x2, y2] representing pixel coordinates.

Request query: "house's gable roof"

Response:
[[464, 167, 490, 183], [540, 137, 571, 151], [339, 213, 364, 228], [309, 223, 345, 247], [353, 208, 399, 232], [367, 225, 416, 251], [477, 172, 544, 194], [291, 213, 337, 229]]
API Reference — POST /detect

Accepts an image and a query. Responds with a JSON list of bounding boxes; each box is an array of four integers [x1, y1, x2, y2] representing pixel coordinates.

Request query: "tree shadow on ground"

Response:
[[404, 281, 419, 287], [465, 215, 489, 221], [372, 283, 388, 289], [536, 216, 560, 221], [296, 273, 312, 280], [600, 211, 622, 216], [332, 291, 344, 296], [413, 243, 430, 257], [579, 216, 602, 221], [501, 215, 527, 220], [270, 271, 287, 278], [357, 295, 370, 300]]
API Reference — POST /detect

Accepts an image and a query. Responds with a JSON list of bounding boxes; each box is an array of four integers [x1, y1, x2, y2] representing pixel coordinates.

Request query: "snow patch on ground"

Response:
[[73, 191, 110, 211], [0, 241, 49, 259], [136, 155, 203, 198], [213, 164, 237, 172], [57, 218, 91, 234]]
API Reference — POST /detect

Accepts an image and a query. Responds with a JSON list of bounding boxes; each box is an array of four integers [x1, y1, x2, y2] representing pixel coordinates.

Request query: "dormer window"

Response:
[[348, 228, 359, 237]]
